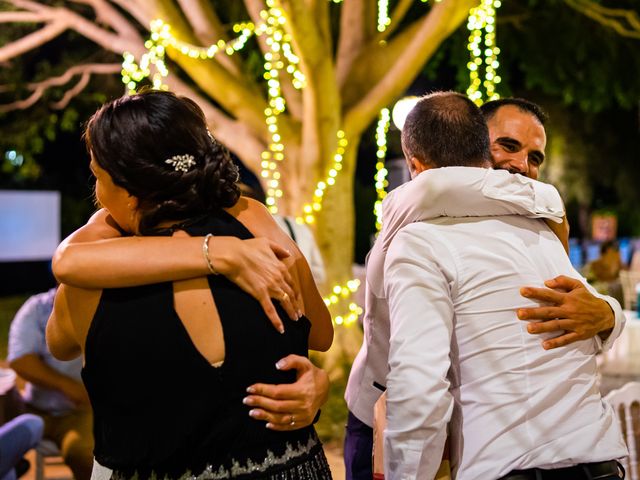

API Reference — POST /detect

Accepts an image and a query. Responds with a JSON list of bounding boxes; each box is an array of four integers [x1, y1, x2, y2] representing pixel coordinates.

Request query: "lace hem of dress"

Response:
[[112, 434, 332, 480]]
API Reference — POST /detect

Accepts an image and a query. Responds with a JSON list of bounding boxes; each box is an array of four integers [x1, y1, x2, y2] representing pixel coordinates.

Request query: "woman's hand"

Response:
[[214, 237, 303, 332], [242, 355, 329, 431]]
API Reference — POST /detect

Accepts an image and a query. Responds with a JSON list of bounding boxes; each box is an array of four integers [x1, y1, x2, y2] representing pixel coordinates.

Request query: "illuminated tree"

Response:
[[0, 0, 478, 294]]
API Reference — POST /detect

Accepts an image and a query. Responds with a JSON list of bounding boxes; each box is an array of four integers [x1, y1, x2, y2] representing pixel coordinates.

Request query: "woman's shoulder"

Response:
[[227, 197, 303, 258], [228, 196, 271, 219]]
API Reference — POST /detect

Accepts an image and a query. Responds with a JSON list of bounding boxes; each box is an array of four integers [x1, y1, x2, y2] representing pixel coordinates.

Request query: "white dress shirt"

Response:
[[384, 214, 627, 479], [345, 167, 625, 428]]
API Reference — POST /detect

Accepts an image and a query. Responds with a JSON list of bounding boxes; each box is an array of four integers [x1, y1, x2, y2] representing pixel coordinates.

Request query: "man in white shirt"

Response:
[[383, 92, 626, 479], [343, 96, 623, 479]]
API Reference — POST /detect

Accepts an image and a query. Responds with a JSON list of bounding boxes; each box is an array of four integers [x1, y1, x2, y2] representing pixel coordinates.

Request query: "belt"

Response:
[[499, 460, 624, 480]]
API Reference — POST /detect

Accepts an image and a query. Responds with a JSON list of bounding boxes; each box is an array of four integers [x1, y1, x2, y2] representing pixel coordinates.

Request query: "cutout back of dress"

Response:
[[82, 210, 324, 479]]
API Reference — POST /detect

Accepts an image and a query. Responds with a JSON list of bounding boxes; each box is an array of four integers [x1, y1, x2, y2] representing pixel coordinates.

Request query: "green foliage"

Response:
[[0, 20, 122, 182], [497, 0, 640, 113]]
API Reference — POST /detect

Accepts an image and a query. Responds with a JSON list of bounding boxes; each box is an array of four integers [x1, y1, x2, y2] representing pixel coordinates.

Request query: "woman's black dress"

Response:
[[81, 210, 332, 479]]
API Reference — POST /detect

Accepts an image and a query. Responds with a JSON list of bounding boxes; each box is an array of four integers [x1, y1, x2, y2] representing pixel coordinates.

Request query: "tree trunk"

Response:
[[315, 138, 360, 289]]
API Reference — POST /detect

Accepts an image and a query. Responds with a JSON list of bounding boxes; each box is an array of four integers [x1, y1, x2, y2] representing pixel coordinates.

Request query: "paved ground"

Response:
[[325, 442, 345, 478]]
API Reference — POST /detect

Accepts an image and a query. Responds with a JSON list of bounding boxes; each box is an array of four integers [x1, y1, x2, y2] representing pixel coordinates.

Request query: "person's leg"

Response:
[[43, 411, 94, 480], [344, 411, 374, 480], [0, 414, 44, 480]]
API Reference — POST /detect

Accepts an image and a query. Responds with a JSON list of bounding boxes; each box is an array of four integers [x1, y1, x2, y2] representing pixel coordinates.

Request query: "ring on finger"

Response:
[[280, 292, 289, 302], [289, 414, 295, 426]]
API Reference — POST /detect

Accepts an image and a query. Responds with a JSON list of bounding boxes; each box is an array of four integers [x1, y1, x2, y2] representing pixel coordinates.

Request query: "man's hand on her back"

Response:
[[242, 355, 329, 431], [517, 275, 615, 350]]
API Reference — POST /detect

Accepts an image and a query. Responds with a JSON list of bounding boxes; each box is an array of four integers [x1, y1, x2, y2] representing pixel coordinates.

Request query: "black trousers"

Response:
[[499, 460, 624, 480], [343, 411, 373, 480]]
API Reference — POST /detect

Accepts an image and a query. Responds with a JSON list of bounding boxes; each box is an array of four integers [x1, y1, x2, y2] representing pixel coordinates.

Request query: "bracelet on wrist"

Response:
[[202, 233, 219, 275]]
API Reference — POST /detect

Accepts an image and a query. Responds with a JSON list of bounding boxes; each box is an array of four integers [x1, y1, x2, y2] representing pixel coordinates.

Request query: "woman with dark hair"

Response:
[[46, 90, 334, 479]]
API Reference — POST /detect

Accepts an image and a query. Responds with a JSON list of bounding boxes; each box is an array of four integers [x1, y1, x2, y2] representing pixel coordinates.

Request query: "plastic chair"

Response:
[[620, 271, 640, 311], [605, 381, 640, 480], [35, 438, 73, 480]]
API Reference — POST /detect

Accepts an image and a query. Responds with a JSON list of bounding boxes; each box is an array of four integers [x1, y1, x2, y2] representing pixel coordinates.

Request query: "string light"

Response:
[[323, 279, 362, 326], [466, 0, 502, 105], [377, 0, 390, 32], [257, 0, 307, 213], [119, 3, 506, 327], [296, 131, 348, 224], [121, 19, 259, 93], [260, 1, 288, 213], [374, 108, 390, 232]]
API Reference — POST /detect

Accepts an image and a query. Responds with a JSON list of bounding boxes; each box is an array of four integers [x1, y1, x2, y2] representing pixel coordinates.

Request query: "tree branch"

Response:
[[70, 0, 141, 41], [176, 0, 242, 76], [50, 71, 91, 109], [0, 11, 47, 22], [343, 0, 477, 137], [0, 0, 141, 63], [147, 0, 268, 138], [335, 0, 366, 88], [376, 0, 413, 41], [0, 63, 121, 113], [565, 0, 640, 38], [166, 74, 267, 172], [244, 0, 303, 121], [0, 18, 67, 62], [109, 0, 151, 27], [280, 0, 341, 176]]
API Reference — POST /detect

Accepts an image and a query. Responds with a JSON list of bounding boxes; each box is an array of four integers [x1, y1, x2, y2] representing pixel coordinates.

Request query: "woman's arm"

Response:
[[46, 284, 101, 361], [294, 252, 333, 351], [544, 215, 569, 254], [53, 209, 301, 329]]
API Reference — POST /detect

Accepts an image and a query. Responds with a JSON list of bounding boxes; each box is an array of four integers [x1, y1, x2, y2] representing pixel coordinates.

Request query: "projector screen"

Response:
[[0, 190, 60, 262]]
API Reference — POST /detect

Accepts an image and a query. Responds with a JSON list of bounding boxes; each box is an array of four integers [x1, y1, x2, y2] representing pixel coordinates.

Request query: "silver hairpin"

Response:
[[165, 154, 196, 173]]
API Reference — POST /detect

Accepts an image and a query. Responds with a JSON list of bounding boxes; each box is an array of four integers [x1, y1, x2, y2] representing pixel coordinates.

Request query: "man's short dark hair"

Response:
[[401, 91, 490, 168], [480, 98, 548, 125]]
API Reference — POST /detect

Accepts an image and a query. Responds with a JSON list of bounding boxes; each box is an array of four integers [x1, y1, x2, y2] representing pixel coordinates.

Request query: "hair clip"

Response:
[[165, 154, 196, 173]]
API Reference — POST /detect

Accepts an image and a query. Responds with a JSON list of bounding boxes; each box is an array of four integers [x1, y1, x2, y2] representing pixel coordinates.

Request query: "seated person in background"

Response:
[[47, 90, 334, 479], [630, 249, 640, 272], [0, 414, 43, 480], [8, 289, 93, 480], [583, 240, 624, 304]]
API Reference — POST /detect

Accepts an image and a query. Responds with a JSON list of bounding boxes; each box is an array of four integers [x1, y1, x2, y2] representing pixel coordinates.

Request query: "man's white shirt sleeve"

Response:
[[383, 225, 455, 479]]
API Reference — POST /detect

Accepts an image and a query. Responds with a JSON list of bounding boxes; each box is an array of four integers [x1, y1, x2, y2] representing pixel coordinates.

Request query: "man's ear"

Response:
[[409, 157, 430, 176]]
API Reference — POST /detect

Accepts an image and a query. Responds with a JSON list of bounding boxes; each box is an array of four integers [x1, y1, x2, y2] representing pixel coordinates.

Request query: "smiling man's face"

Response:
[[487, 104, 547, 180]]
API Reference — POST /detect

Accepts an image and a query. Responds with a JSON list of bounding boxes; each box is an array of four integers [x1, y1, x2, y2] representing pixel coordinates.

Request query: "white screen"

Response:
[[0, 190, 60, 262]]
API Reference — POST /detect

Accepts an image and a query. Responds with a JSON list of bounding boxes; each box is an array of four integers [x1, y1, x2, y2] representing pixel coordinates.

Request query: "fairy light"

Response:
[[121, 5, 380, 327], [260, 0, 289, 213], [374, 108, 390, 232], [323, 279, 362, 326], [121, 19, 258, 93], [377, 0, 390, 32], [466, 0, 501, 105], [296, 130, 348, 225]]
